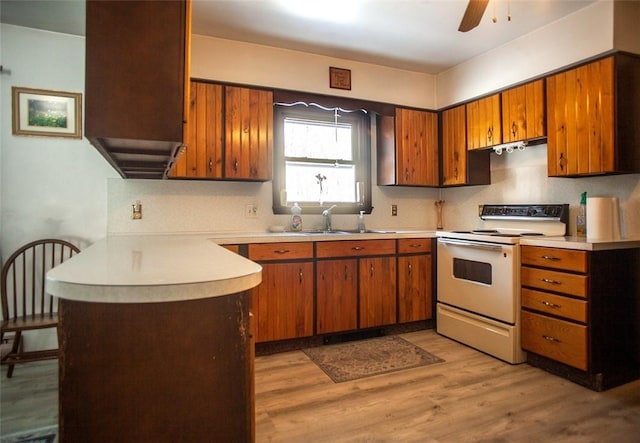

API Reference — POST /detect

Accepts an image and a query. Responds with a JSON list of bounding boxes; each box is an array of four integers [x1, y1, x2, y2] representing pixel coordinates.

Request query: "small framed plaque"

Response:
[[329, 67, 351, 90]]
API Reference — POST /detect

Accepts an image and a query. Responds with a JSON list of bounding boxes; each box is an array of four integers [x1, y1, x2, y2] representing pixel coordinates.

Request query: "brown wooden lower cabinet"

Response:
[[359, 256, 397, 328], [246, 238, 432, 344], [249, 242, 314, 343], [521, 245, 640, 391], [397, 238, 433, 323], [316, 259, 358, 334], [58, 293, 253, 443]]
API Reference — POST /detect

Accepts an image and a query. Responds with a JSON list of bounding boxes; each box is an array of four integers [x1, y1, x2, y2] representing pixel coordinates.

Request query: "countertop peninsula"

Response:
[[46, 234, 262, 303]]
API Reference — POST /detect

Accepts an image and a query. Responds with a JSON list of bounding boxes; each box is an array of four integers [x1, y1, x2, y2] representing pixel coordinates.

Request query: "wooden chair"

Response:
[[1, 239, 80, 378]]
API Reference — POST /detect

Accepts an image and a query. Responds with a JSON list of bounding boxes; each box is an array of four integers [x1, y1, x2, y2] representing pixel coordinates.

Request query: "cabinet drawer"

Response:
[[522, 288, 587, 323], [248, 242, 313, 261], [316, 239, 396, 258], [397, 238, 431, 254], [522, 311, 588, 371], [521, 266, 587, 298], [521, 246, 587, 273]]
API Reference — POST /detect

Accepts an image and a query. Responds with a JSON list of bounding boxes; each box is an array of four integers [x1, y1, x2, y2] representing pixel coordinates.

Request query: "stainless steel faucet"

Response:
[[322, 205, 338, 231]]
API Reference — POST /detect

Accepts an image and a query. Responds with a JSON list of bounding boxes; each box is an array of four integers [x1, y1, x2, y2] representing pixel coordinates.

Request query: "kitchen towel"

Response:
[[586, 197, 621, 241]]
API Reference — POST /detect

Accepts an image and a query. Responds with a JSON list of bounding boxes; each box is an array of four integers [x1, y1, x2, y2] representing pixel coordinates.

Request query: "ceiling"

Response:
[[2, 0, 596, 74]]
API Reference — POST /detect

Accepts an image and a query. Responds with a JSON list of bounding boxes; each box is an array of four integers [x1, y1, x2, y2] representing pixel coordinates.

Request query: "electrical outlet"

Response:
[[391, 204, 398, 216], [245, 204, 258, 218], [131, 201, 142, 220]]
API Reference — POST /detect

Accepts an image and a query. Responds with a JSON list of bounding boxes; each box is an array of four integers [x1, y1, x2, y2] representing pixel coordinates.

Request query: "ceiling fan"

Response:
[[458, 0, 490, 32]]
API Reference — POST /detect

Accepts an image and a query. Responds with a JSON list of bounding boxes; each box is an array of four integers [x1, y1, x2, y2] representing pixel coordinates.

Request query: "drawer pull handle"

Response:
[[299, 269, 303, 284], [273, 249, 290, 254], [409, 244, 423, 248], [541, 255, 560, 261], [352, 246, 365, 251], [542, 335, 561, 343], [542, 300, 561, 309], [408, 263, 412, 275], [541, 278, 561, 285]]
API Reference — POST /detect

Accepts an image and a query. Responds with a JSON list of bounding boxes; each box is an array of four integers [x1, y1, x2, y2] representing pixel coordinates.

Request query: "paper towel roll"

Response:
[[586, 197, 621, 241]]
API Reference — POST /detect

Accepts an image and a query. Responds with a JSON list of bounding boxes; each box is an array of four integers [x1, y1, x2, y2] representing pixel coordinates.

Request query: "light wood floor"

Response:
[[2, 329, 640, 442]]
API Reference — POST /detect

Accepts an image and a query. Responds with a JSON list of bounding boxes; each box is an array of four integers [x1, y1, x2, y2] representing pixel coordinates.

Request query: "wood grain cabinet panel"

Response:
[[171, 82, 223, 178], [359, 256, 397, 328], [501, 79, 545, 143], [546, 54, 640, 176], [398, 254, 432, 323], [521, 266, 587, 298], [466, 93, 501, 150], [377, 108, 439, 187], [441, 105, 467, 186], [316, 239, 396, 258], [316, 259, 358, 334], [249, 242, 313, 343], [171, 83, 273, 180], [521, 245, 640, 391], [522, 288, 587, 323], [521, 246, 587, 273], [522, 310, 588, 371], [397, 238, 432, 323], [225, 86, 273, 181], [441, 104, 491, 186]]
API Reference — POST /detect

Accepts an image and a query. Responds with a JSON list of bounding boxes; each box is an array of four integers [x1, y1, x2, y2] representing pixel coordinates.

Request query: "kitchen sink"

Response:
[[293, 229, 397, 235]]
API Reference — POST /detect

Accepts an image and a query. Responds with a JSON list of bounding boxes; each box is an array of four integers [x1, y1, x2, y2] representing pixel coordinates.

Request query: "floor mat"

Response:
[[303, 335, 444, 383]]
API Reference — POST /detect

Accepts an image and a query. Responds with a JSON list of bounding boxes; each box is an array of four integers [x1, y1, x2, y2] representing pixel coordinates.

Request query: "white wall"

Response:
[[192, 35, 438, 110], [0, 24, 118, 258], [436, 0, 616, 107], [1, 24, 119, 350]]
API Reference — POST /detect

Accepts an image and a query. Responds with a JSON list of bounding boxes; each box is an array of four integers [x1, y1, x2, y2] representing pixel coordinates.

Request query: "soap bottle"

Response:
[[576, 192, 587, 237], [357, 211, 366, 233], [290, 203, 302, 231]]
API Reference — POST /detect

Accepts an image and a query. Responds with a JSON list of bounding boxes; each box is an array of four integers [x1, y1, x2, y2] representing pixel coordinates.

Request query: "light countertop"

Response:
[[206, 229, 437, 244], [520, 235, 640, 251], [46, 235, 262, 304]]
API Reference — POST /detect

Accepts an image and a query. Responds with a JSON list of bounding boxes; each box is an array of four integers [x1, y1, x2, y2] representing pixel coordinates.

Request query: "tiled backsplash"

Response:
[[108, 146, 640, 237]]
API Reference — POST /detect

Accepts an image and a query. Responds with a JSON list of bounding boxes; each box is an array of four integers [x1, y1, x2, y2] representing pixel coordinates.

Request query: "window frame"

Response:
[[272, 103, 372, 215]]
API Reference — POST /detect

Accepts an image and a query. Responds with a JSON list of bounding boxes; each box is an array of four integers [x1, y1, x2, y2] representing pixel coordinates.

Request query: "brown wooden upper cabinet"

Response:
[[85, 0, 191, 179], [441, 104, 490, 186], [377, 108, 439, 186], [171, 82, 223, 178], [466, 93, 502, 150], [501, 79, 546, 144], [546, 54, 640, 177], [171, 83, 273, 181]]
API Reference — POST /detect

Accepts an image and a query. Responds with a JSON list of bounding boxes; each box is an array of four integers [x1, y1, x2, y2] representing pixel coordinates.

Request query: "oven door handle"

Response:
[[437, 238, 505, 252]]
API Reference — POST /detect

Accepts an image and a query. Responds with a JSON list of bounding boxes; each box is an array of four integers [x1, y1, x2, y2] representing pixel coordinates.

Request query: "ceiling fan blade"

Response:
[[458, 0, 489, 32]]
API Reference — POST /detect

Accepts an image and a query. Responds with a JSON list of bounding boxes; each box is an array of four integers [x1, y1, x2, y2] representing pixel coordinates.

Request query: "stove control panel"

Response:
[[480, 204, 569, 223]]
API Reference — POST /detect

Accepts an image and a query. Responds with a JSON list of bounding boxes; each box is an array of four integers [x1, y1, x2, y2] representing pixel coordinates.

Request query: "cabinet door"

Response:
[[316, 259, 358, 334], [502, 79, 545, 143], [359, 257, 397, 328], [546, 57, 615, 176], [398, 254, 432, 322], [225, 86, 273, 180], [171, 82, 223, 178], [441, 105, 467, 185], [252, 261, 313, 342], [395, 108, 439, 186], [466, 94, 501, 149]]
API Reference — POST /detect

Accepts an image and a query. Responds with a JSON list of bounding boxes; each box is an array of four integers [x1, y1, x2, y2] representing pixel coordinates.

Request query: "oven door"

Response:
[[437, 237, 519, 324]]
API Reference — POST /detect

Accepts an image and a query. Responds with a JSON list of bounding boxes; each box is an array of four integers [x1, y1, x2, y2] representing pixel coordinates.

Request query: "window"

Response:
[[272, 103, 372, 215]]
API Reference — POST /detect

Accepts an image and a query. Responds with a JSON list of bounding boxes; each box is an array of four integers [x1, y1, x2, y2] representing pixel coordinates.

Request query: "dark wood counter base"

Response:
[[58, 292, 253, 443]]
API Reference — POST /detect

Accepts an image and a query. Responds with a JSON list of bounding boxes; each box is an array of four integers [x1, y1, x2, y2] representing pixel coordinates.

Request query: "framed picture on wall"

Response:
[[12, 86, 82, 138]]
